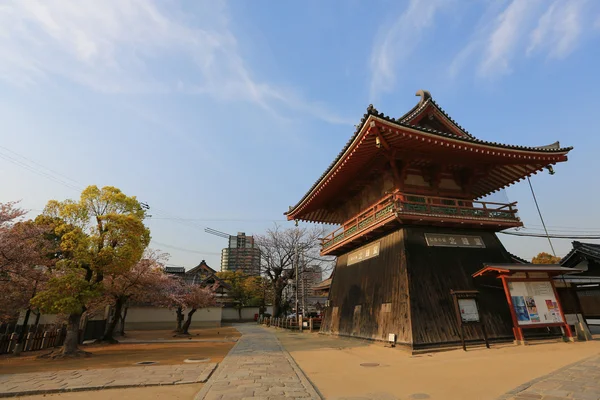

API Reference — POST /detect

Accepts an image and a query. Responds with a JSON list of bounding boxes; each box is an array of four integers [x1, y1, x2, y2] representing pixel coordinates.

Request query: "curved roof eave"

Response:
[[286, 98, 572, 219]]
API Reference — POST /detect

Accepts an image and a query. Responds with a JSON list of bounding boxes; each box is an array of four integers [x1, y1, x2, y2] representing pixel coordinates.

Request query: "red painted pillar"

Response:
[[551, 280, 573, 339], [500, 276, 523, 342]]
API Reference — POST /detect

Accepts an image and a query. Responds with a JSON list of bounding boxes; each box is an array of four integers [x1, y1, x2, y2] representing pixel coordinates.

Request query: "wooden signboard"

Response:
[[450, 290, 490, 351], [347, 241, 381, 266], [425, 233, 485, 248]]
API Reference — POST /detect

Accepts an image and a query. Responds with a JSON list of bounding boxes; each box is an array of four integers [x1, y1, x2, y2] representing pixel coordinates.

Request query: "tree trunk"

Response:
[[181, 309, 197, 335], [175, 307, 184, 333], [34, 311, 41, 326], [119, 305, 128, 336], [238, 306, 242, 321], [62, 313, 82, 355], [273, 288, 283, 317], [13, 308, 32, 356], [102, 298, 123, 342]]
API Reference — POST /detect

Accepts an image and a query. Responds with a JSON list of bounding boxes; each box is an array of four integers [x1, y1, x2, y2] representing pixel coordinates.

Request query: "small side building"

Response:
[[560, 242, 600, 325]]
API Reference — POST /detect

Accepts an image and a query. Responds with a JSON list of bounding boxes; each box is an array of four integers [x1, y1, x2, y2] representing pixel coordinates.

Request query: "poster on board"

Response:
[[511, 296, 530, 322], [508, 281, 563, 325], [458, 298, 480, 323]]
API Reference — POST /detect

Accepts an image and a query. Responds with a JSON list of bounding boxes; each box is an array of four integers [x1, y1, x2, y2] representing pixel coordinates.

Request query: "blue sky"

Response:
[[1, 0, 600, 269]]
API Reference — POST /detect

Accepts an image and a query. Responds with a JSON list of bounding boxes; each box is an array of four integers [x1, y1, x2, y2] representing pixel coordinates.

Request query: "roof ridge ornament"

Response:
[[416, 89, 432, 105], [535, 141, 561, 150]]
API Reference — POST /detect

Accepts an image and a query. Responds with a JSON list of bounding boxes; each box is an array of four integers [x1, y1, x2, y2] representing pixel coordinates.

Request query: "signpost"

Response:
[[450, 290, 490, 351]]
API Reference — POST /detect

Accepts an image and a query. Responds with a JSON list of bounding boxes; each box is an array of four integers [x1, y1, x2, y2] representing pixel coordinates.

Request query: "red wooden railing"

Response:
[[321, 192, 520, 250]]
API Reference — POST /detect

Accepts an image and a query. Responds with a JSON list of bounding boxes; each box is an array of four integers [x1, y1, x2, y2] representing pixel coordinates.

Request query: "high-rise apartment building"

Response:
[[220, 232, 261, 276]]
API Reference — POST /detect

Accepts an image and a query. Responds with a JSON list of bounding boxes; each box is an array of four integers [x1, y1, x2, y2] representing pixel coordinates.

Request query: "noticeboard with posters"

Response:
[[450, 290, 489, 351], [458, 298, 480, 323], [508, 281, 563, 325]]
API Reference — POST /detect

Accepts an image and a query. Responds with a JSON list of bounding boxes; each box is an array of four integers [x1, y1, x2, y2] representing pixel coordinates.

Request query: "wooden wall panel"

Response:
[[320, 230, 413, 344], [404, 227, 515, 348], [577, 288, 600, 318], [322, 226, 531, 349], [556, 287, 580, 315]]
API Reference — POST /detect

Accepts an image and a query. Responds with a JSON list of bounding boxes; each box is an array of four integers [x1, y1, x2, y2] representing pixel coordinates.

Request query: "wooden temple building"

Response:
[[285, 90, 573, 349]]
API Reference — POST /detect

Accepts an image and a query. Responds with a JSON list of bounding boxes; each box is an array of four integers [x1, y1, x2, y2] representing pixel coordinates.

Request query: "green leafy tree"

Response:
[[32, 186, 150, 356], [217, 270, 259, 320]]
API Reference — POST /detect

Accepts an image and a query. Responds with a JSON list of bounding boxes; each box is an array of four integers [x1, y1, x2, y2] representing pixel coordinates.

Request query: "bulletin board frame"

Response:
[[450, 290, 490, 351], [500, 277, 572, 342]]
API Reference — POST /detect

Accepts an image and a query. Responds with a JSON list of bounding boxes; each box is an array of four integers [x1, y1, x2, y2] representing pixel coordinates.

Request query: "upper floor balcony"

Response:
[[320, 191, 522, 255]]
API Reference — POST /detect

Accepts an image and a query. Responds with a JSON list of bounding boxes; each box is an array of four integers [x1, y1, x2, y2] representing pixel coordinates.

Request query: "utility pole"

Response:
[[294, 225, 300, 322], [301, 254, 306, 316]]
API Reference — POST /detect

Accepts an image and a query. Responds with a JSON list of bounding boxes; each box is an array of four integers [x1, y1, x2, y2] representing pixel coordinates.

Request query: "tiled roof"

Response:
[[165, 266, 185, 274], [508, 252, 530, 264], [561, 241, 600, 266], [312, 277, 332, 290], [398, 91, 474, 138], [286, 91, 572, 217], [187, 260, 216, 275]]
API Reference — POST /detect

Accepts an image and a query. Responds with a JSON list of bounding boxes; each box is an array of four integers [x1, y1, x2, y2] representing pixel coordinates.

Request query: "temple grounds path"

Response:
[[274, 328, 600, 400], [196, 324, 321, 399]]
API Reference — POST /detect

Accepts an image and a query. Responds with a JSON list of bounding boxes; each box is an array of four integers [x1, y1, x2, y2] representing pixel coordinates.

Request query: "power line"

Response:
[[150, 239, 221, 255], [0, 145, 82, 187], [0, 151, 81, 191], [500, 231, 600, 239], [524, 224, 600, 231], [514, 227, 600, 234], [527, 176, 556, 256], [151, 217, 287, 222]]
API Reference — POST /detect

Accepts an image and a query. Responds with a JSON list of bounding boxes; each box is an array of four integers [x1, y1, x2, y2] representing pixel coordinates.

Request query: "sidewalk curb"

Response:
[[0, 363, 217, 399]]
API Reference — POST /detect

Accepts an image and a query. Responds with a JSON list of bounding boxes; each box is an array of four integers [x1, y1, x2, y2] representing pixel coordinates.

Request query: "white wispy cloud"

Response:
[[368, 0, 445, 100], [450, 0, 594, 79], [0, 0, 351, 125], [479, 0, 540, 77], [527, 0, 584, 59]]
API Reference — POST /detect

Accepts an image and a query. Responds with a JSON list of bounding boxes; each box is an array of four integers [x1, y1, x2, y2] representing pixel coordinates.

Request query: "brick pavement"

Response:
[[195, 324, 321, 400], [497, 354, 600, 400], [0, 362, 216, 398]]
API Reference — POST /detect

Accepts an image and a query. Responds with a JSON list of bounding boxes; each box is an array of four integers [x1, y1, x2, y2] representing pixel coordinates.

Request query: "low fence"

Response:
[[257, 316, 322, 333], [0, 324, 67, 355]]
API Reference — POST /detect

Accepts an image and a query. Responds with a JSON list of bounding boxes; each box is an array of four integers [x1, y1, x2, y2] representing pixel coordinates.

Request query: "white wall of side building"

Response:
[[221, 306, 273, 321], [18, 309, 106, 326], [124, 306, 222, 330]]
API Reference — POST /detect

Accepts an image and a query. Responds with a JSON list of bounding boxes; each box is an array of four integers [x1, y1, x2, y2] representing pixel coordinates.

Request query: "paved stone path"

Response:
[[0, 362, 216, 398], [195, 324, 321, 400], [497, 354, 600, 400]]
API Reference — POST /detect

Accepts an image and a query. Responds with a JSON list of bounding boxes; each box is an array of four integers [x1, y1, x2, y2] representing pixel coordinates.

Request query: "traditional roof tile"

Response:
[[561, 241, 600, 267], [508, 252, 530, 264], [286, 91, 573, 217]]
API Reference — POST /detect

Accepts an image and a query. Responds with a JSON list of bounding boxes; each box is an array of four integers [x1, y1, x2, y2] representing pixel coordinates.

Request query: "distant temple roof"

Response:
[[187, 260, 217, 275], [312, 277, 332, 292], [508, 252, 530, 264], [561, 242, 600, 267], [286, 90, 572, 224], [165, 266, 185, 275], [165, 260, 230, 290]]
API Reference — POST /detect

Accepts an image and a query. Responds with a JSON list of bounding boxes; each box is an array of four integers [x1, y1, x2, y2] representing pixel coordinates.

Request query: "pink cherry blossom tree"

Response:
[[100, 249, 172, 342]]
